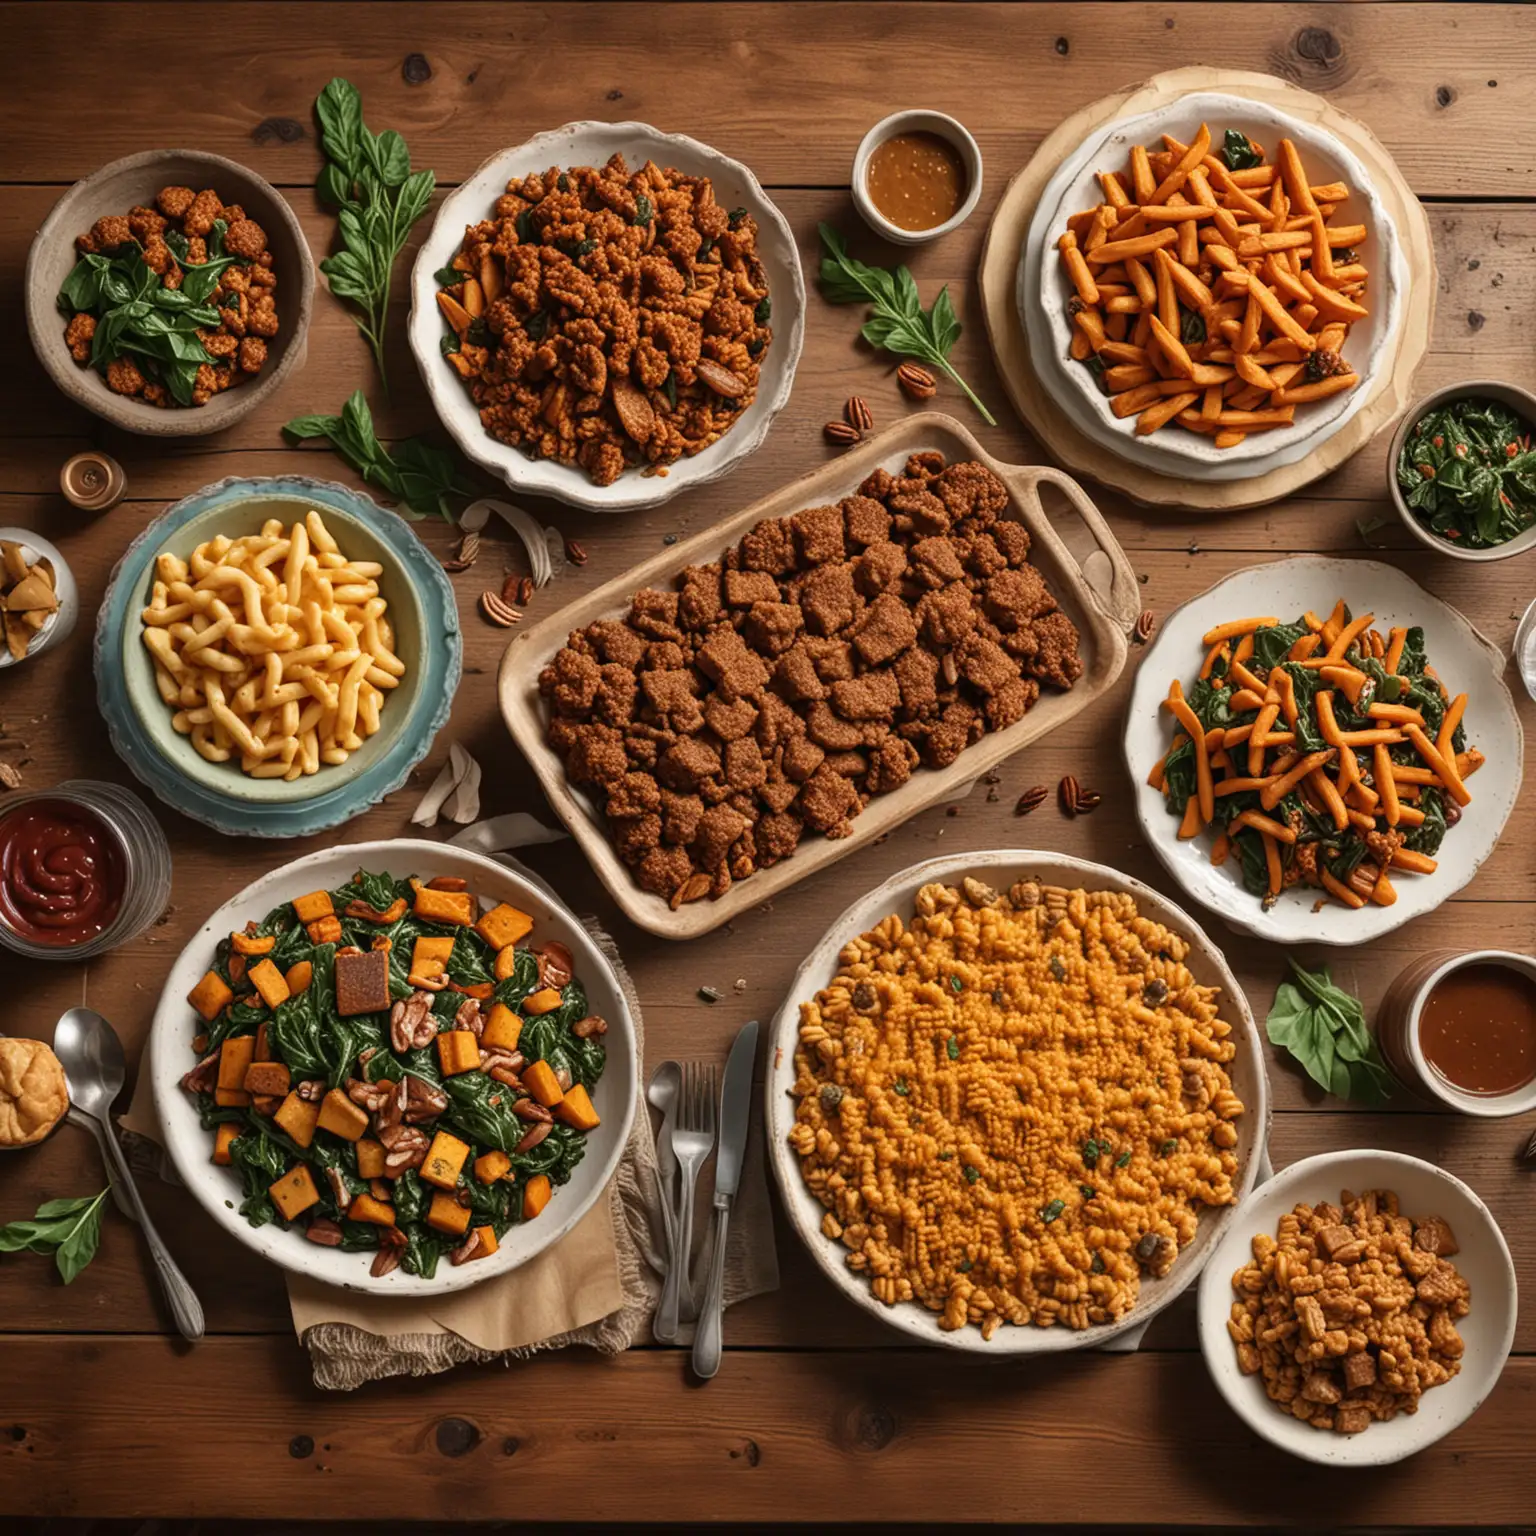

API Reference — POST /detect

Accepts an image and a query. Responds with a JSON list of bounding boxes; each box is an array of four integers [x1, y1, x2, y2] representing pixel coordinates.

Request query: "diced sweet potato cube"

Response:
[[522, 987, 562, 1016], [475, 902, 533, 950], [346, 1191, 396, 1226], [493, 945, 521, 981], [474, 1150, 512, 1184], [307, 915, 343, 946], [285, 960, 313, 996], [436, 1029, 480, 1077], [274, 1090, 321, 1149], [480, 1003, 522, 1054], [247, 958, 290, 1010], [213, 1122, 241, 1166], [522, 1059, 564, 1108], [334, 948, 390, 1017], [251, 1094, 280, 1117], [470, 1224, 498, 1259], [412, 886, 476, 925], [243, 1061, 290, 1098], [188, 970, 233, 1022], [355, 1138, 386, 1180], [317, 1088, 368, 1142], [522, 1173, 552, 1219], [409, 934, 455, 987], [555, 1082, 599, 1131], [421, 1130, 471, 1189], [270, 1164, 320, 1221], [426, 1190, 472, 1236], [292, 890, 334, 923], [230, 930, 276, 956], [214, 1088, 251, 1107], [453, 980, 494, 1001], [217, 1034, 257, 1094]]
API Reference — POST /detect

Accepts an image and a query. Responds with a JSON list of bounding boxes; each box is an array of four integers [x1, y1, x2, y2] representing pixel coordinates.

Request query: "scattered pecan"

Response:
[[480, 1047, 525, 1075], [563, 535, 588, 566], [479, 590, 521, 627], [441, 530, 481, 572], [448, 1229, 483, 1267], [1057, 775, 1100, 816], [514, 1121, 554, 1154], [532, 940, 574, 992], [513, 1098, 553, 1124], [324, 1166, 350, 1210], [227, 953, 247, 986], [345, 896, 406, 923], [896, 361, 937, 399], [823, 420, 861, 446], [571, 1014, 608, 1039], [669, 872, 712, 910], [295, 1078, 326, 1103], [369, 1179, 393, 1204], [1014, 784, 1048, 816], [487, 1062, 524, 1090], [371, 1226, 407, 1277], [454, 996, 485, 1037], [1133, 610, 1156, 644], [306, 1218, 345, 1248], [181, 1052, 220, 1095], [695, 358, 746, 399], [381, 1127, 430, 1176], [390, 990, 439, 1053], [426, 875, 468, 892], [402, 1074, 449, 1124], [0, 763, 21, 791], [844, 395, 874, 433]]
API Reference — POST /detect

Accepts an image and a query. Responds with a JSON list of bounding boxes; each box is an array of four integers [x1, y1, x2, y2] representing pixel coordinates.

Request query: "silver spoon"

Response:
[[53, 1008, 204, 1341], [647, 1060, 682, 1341]]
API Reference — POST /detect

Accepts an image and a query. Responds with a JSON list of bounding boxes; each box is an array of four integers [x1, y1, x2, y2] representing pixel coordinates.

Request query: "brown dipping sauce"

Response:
[[1420, 961, 1536, 1096], [866, 131, 967, 233], [0, 799, 125, 947]]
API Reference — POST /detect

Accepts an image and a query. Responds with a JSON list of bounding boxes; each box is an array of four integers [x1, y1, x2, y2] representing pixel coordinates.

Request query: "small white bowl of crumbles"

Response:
[[407, 121, 805, 513]]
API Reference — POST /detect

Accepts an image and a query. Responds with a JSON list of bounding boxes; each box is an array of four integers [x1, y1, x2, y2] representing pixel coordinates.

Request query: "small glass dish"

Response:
[[0, 781, 172, 961], [851, 109, 983, 247]]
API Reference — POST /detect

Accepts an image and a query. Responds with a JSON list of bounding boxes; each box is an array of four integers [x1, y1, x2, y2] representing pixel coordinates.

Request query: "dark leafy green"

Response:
[[1265, 958, 1395, 1104], [0, 1191, 108, 1284], [1221, 129, 1263, 172], [1397, 396, 1536, 549], [313, 77, 436, 390], [284, 390, 473, 521], [817, 223, 995, 425]]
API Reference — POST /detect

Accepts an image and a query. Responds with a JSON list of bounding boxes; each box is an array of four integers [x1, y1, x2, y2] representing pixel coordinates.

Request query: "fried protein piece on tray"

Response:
[[539, 455, 1083, 907]]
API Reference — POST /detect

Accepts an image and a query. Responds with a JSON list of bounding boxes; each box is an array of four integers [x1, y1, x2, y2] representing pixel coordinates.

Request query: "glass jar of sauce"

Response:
[[0, 782, 171, 961], [1377, 948, 1536, 1117]]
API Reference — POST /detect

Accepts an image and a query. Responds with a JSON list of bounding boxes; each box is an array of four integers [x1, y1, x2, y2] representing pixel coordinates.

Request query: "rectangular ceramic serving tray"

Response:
[[498, 413, 1141, 940]]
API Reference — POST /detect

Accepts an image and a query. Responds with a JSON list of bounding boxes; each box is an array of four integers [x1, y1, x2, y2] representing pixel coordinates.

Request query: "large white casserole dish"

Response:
[[1018, 91, 1406, 481], [1124, 556, 1524, 946], [407, 120, 805, 514], [1198, 1149, 1517, 1466], [148, 839, 637, 1295], [765, 850, 1270, 1355]]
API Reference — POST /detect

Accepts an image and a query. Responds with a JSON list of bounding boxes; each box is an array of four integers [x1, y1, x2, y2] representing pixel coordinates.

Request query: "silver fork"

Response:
[[654, 1060, 717, 1341]]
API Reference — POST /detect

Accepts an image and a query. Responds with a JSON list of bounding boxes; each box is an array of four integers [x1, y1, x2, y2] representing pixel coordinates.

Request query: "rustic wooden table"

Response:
[[1, 3, 1533, 1525]]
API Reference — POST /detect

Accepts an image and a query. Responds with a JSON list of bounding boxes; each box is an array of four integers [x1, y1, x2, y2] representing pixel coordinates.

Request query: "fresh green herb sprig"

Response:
[[0, 1190, 107, 1284], [284, 390, 473, 522], [1221, 129, 1263, 172], [1396, 396, 1536, 549], [817, 224, 995, 426], [1265, 958, 1395, 1105], [56, 220, 241, 405], [313, 78, 436, 391]]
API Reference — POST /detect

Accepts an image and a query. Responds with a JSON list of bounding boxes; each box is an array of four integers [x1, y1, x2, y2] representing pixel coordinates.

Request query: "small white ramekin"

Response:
[[1376, 948, 1536, 1117], [851, 110, 983, 247]]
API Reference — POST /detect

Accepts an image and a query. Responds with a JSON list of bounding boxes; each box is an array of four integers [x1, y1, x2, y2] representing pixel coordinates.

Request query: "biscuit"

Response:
[[0, 1038, 69, 1149]]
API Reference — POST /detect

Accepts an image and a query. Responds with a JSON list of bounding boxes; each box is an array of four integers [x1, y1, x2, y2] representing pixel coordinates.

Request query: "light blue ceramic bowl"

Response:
[[94, 475, 461, 837]]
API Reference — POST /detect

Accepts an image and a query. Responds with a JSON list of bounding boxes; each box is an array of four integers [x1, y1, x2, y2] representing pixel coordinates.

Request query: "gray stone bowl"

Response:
[[25, 149, 315, 436]]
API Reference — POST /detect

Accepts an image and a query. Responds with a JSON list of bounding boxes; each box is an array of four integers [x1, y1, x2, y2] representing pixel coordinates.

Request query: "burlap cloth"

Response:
[[120, 826, 779, 1389]]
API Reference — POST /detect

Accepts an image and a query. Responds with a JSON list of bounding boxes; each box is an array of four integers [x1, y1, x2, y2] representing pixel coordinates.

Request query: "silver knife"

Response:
[[691, 1019, 758, 1380]]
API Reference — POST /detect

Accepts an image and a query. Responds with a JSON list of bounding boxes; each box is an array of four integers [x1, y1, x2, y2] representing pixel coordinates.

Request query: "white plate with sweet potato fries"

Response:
[[1020, 93, 1406, 479], [1125, 558, 1522, 945]]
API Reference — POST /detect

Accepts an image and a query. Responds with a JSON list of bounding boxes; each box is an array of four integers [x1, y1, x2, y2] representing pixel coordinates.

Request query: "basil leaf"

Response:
[[1221, 129, 1262, 171], [53, 1192, 107, 1285], [316, 77, 364, 174], [1265, 960, 1393, 1104], [0, 1190, 108, 1283]]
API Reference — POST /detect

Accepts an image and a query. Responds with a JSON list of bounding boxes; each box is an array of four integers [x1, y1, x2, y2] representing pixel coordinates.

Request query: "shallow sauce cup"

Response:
[[852, 110, 983, 246]]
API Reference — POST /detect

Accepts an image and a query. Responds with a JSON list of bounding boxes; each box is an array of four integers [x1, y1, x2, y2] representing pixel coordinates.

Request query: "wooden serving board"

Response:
[[498, 412, 1141, 941], [978, 66, 1436, 511]]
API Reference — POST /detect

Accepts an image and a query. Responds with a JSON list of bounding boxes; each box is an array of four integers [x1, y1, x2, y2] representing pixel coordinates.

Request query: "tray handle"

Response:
[[1013, 465, 1141, 636]]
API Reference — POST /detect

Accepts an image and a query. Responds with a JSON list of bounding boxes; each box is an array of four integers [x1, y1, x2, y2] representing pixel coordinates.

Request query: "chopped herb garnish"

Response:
[[1049, 955, 1067, 983], [950, 975, 964, 993], [958, 1258, 973, 1272], [632, 194, 653, 227], [727, 207, 748, 227], [515, 209, 538, 245], [525, 309, 550, 341], [938, 1150, 953, 1161], [433, 264, 462, 286], [1158, 1138, 1177, 1157], [662, 372, 678, 410], [1220, 128, 1262, 171], [1397, 394, 1536, 548], [964, 1166, 980, 1184], [556, 173, 570, 192], [1079, 1184, 1096, 1200], [1082, 1138, 1100, 1169], [946, 1036, 961, 1060], [1115, 1150, 1131, 1169], [893, 1078, 909, 1096], [439, 332, 460, 358], [754, 295, 772, 324], [1040, 1198, 1066, 1224], [1091, 1252, 1106, 1275]]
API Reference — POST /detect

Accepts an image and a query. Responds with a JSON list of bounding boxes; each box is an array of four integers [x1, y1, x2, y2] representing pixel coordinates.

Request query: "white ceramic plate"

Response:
[[407, 121, 805, 514], [148, 839, 637, 1295], [1125, 557, 1524, 946], [765, 850, 1270, 1355], [1017, 91, 1406, 481], [1198, 1149, 1517, 1466], [0, 528, 77, 670]]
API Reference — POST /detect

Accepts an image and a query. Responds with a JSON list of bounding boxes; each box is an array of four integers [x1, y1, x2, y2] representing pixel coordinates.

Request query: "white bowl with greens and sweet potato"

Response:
[[148, 839, 636, 1294]]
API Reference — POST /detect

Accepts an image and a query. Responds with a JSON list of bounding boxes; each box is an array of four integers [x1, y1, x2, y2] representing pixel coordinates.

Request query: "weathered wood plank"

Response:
[[2, 1336, 1533, 1523], [0, 4, 1530, 199]]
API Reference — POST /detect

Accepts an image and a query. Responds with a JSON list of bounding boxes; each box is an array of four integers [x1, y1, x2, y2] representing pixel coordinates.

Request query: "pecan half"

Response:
[[532, 940, 574, 992], [381, 1127, 429, 1175], [371, 1226, 407, 1277], [448, 1229, 482, 1267], [390, 990, 439, 1053], [306, 1217, 344, 1248], [488, 1062, 524, 1090], [402, 1073, 448, 1124], [512, 1098, 553, 1124], [346, 1076, 391, 1114], [181, 1051, 220, 1095], [324, 1166, 350, 1210], [514, 1121, 554, 1154], [295, 1078, 326, 1103], [571, 1014, 607, 1039], [454, 996, 485, 1038]]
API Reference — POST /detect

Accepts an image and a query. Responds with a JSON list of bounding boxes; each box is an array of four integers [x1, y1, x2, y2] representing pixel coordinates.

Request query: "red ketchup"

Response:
[[0, 799, 125, 947]]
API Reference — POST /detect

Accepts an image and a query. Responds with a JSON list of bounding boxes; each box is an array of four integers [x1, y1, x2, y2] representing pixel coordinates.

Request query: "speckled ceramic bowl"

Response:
[[25, 150, 314, 437], [94, 476, 461, 837]]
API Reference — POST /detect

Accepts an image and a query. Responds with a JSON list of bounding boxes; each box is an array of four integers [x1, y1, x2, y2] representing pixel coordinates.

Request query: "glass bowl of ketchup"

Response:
[[1377, 949, 1536, 1118], [0, 781, 171, 961]]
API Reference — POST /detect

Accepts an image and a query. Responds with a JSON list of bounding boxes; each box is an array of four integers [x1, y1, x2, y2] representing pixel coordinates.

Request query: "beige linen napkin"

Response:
[[120, 830, 778, 1388]]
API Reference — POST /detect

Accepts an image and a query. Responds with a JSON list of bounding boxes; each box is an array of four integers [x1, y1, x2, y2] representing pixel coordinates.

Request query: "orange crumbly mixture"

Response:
[[789, 878, 1244, 1339], [437, 153, 772, 486]]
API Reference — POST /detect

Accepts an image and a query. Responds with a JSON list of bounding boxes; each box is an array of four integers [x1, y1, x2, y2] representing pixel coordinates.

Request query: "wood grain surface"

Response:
[[1, 3, 1533, 1525]]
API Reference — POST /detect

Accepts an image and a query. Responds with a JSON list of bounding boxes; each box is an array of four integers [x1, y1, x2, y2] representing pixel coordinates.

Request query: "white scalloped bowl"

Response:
[[1018, 92, 1405, 481], [1124, 557, 1524, 945], [1198, 1150, 1516, 1466], [407, 121, 805, 514], [765, 850, 1270, 1355]]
